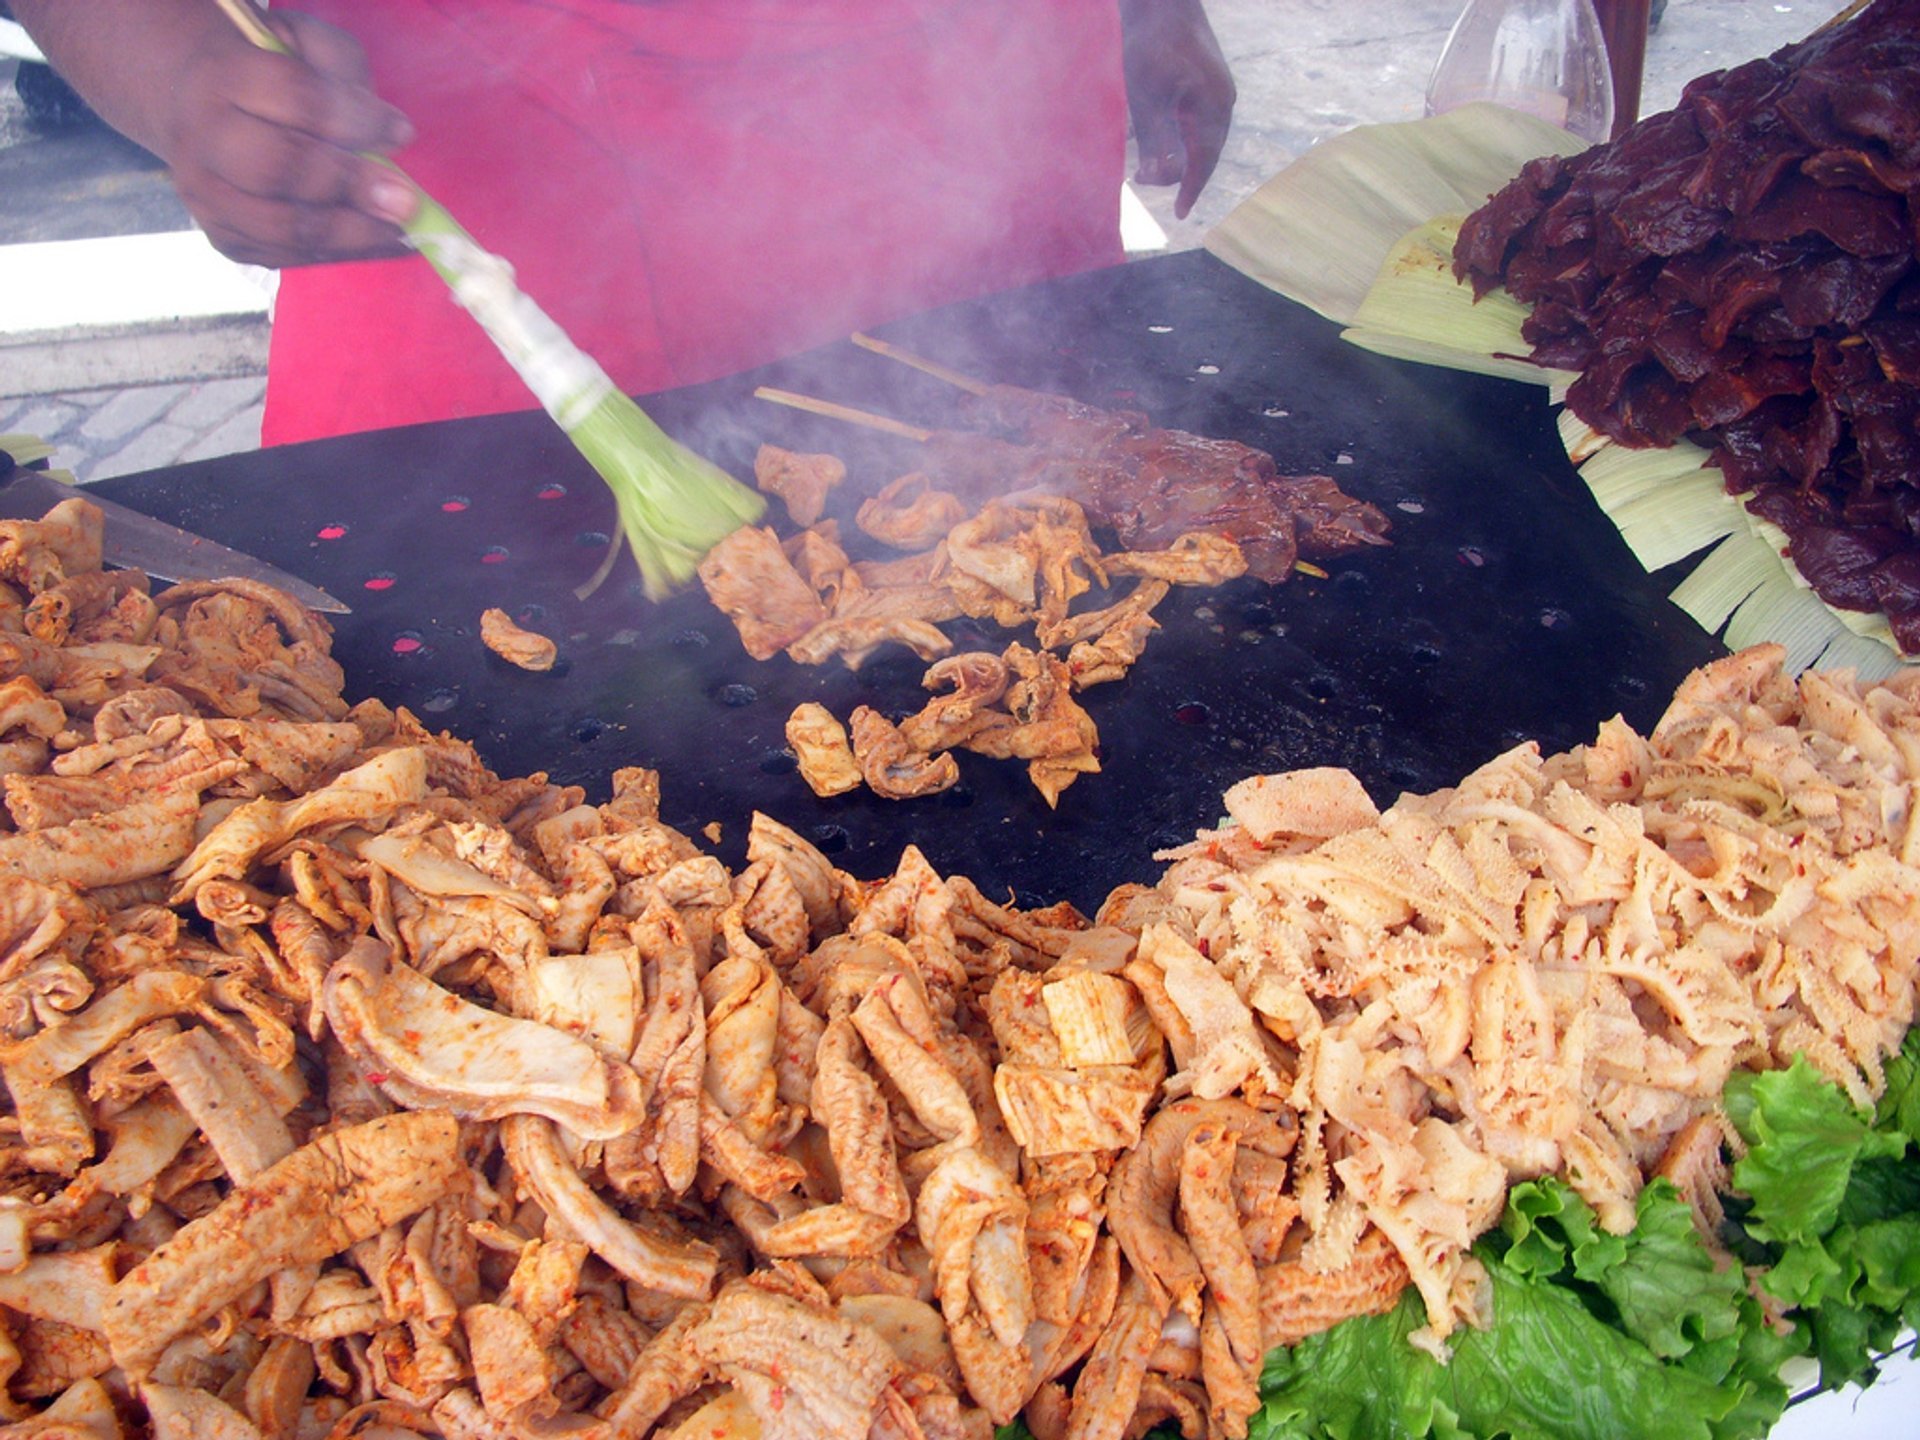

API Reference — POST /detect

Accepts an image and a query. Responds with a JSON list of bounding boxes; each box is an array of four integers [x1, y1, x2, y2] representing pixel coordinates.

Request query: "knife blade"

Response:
[[0, 464, 350, 615]]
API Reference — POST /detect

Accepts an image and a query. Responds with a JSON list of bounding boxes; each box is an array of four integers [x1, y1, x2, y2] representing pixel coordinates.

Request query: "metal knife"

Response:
[[0, 464, 350, 615]]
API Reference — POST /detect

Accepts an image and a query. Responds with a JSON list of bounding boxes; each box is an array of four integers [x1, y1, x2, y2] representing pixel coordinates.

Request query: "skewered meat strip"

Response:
[[902, 382, 1392, 582]]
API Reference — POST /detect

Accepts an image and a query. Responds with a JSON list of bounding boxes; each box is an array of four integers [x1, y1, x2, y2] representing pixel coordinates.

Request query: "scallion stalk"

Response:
[[212, 0, 763, 600]]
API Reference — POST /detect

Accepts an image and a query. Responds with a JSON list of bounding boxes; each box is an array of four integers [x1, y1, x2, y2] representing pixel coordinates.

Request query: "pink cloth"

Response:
[[264, 0, 1128, 443]]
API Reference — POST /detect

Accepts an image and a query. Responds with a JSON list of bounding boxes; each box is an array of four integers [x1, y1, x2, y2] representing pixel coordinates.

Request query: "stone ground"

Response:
[[0, 373, 266, 481], [0, 0, 1852, 483]]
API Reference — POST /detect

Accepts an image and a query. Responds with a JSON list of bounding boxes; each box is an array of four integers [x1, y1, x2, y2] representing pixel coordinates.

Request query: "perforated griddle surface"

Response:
[[93, 250, 1724, 913]]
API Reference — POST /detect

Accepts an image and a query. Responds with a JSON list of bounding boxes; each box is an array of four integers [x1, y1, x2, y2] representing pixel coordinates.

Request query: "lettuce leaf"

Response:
[[1250, 1032, 1920, 1440], [1877, 1031, 1920, 1139], [1498, 1178, 1746, 1364], [1080, 1033, 1920, 1440], [1593, 1183, 1746, 1364], [1723, 1037, 1920, 1389], [1251, 1246, 1743, 1440], [1725, 1057, 1907, 1276]]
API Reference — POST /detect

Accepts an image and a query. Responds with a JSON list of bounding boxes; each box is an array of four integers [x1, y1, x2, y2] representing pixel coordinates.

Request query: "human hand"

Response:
[[160, 9, 417, 267], [1119, 0, 1236, 220]]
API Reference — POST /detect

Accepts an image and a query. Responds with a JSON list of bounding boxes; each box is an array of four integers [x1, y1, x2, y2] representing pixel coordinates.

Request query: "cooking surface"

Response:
[[92, 250, 1725, 913]]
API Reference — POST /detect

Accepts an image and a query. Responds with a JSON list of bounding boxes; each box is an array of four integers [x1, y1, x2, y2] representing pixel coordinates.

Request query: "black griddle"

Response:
[[91, 249, 1725, 914]]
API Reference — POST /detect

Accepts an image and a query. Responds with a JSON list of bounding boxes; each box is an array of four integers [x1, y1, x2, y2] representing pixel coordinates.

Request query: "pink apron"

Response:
[[263, 0, 1128, 443]]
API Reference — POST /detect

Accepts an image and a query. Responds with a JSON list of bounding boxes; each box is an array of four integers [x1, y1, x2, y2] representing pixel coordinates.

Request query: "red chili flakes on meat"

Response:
[[1454, 0, 1920, 650]]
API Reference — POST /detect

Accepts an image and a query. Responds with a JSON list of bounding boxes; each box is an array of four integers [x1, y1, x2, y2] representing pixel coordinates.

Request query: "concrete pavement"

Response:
[[0, 0, 1853, 483]]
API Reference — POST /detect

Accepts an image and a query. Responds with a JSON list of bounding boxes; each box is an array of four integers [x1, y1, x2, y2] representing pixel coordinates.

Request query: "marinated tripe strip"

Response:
[[323, 937, 647, 1138], [696, 525, 827, 660], [101, 1111, 464, 1376], [0, 792, 200, 890], [478, 606, 557, 672], [786, 701, 862, 797], [755, 443, 846, 528], [7, 494, 1920, 1440], [147, 1025, 295, 1183], [1257, 1225, 1411, 1346], [500, 1114, 718, 1296], [682, 1278, 900, 1440], [170, 747, 429, 901], [1180, 1121, 1264, 1438]]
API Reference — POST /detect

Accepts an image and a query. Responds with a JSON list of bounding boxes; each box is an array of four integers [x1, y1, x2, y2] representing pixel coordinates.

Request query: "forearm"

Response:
[[11, 0, 234, 160]]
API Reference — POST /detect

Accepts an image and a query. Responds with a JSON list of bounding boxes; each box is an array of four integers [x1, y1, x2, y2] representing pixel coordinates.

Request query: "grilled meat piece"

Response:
[[898, 383, 1391, 582]]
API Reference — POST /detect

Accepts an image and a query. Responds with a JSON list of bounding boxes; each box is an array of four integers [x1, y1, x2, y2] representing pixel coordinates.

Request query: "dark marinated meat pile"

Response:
[[1452, 0, 1920, 650], [917, 383, 1391, 582]]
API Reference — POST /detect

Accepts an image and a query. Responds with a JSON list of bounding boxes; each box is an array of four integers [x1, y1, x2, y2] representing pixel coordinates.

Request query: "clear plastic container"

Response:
[[1424, 0, 1615, 143]]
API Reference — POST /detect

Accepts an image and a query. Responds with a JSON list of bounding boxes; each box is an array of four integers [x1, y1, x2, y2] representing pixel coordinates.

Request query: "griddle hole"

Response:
[[712, 682, 758, 708], [1331, 568, 1371, 601], [390, 631, 428, 658], [759, 750, 798, 776], [576, 530, 611, 548], [1174, 702, 1211, 727], [1615, 674, 1649, 698], [1303, 674, 1338, 702], [671, 629, 711, 649], [1386, 764, 1423, 792], [1240, 602, 1277, 627], [441, 496, 471, 513], [536, 483, 568, 500], [1538, 606, 1573, 630], [939, 786, 975, 810], [572, 717, 605, 743], [811, 824, 850, 854], [421, 688, 458, 714], [1149, 829, 1191, 852], [317, 523, 348, 540], [480, 546, 510, 565], [1408, 640, 1443, 667], [363, 572, 397, 592]]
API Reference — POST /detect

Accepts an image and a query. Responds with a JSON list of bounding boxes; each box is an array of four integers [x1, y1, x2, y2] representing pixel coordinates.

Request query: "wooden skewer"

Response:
[[850, 333, 991, 396], [1810, 0, 1869, 36], [753, 387, 933, 443], [212, 0, 285, 51]]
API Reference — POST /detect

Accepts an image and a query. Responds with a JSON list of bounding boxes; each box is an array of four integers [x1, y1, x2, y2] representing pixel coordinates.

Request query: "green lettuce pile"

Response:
[[1251, 1027, 1920, 1440]]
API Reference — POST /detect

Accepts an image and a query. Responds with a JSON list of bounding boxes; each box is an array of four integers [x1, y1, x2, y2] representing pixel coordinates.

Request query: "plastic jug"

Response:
[[1424, 0, 1615, 142]]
